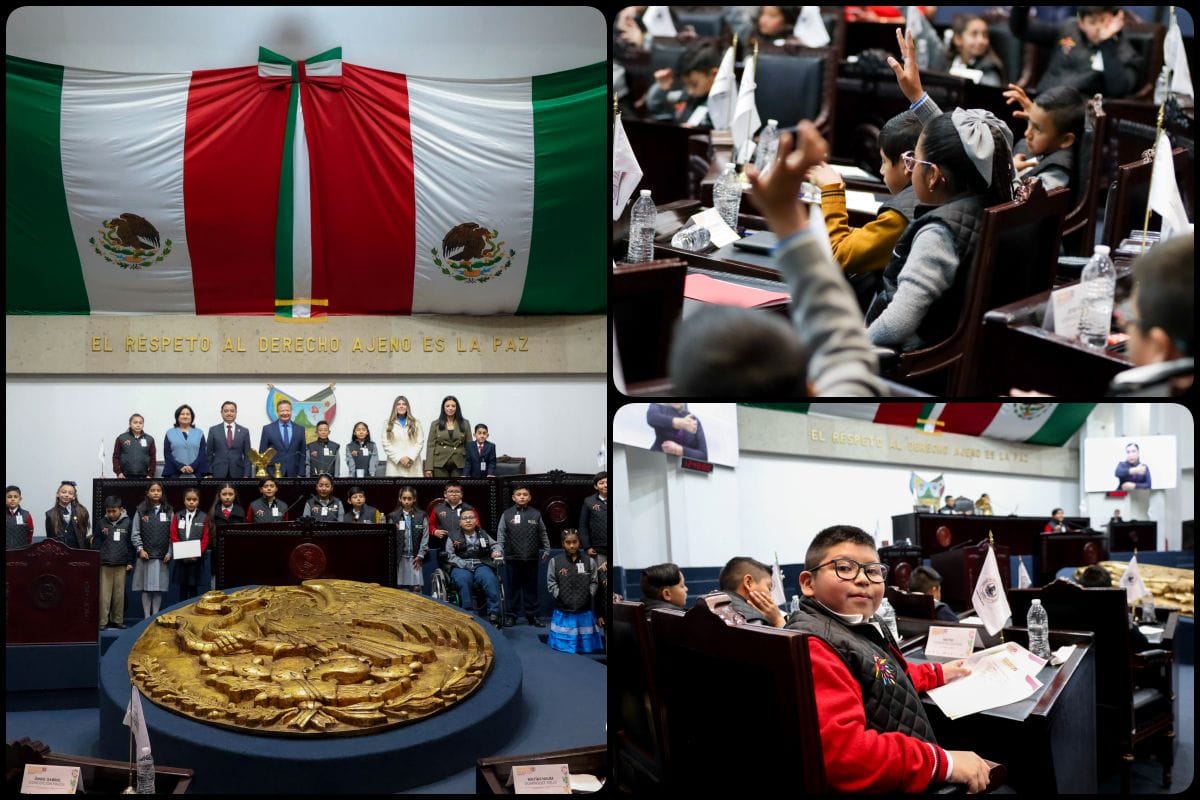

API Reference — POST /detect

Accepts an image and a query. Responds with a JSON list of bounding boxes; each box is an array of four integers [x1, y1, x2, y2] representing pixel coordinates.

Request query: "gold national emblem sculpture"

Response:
[[128, 580, 494, 735], [248, 447, 277, 478]]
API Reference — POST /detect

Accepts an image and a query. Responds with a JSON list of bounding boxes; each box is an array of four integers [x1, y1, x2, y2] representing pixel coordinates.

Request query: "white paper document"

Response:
[[845, 190, 883, 214], [172, 539, 202, 560], [924, 626, 977, 660], [830, 163, 877, 182], [926, 642, 1046, 719], [689, 207, 741, 248]]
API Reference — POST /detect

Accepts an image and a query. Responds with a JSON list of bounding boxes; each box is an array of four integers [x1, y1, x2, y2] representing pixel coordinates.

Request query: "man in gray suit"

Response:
[[206, 400, 252, 478]]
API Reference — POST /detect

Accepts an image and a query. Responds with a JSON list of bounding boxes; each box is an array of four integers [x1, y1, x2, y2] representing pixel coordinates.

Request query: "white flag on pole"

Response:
[[795, 7, 831, 47], [707, 44, 737, 130], [642, 6, 677, 38], [771, 554, 788, 608], [1118, 553, 1152, 604], [612, 113, 644, 221], [971, 543, 1012, 635], [1164, 11, 1194, 106], [731, 54, 762, 164], [1017, 558, 1032, 589], [99, 438, 106, 478], [123, 685, 152, 756], [1149, 130, 1192, 241]]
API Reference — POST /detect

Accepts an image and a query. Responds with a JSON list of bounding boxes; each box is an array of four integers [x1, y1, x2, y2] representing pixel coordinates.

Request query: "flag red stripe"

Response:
[[936, 403, 1003, 437], [304, 63, 414, 314], [184, 67, 288, 314], [871, 403, 929, 428]]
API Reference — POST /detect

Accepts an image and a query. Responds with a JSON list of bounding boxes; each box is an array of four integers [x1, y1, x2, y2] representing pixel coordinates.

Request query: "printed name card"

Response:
[[21, 764, 81, 794], [511, 763, 571, 794], [689, 207, 740, 248], [924, 626, 977, 660], [1050, 283, 1083, 339]]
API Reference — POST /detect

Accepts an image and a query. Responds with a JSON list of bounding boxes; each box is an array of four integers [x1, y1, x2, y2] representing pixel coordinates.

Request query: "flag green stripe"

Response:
[[1025, 403, 1097, 446], [274, 81, 297, 304], [520, 62, 606, 314], [5, 56, 90, 314], [740, 403, 812, 414], [258, 47, 292, 66]]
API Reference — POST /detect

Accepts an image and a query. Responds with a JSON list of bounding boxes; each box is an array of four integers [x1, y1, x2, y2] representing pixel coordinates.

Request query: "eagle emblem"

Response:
[[90, 213, 173, 269], [431, 222, 514, 284]]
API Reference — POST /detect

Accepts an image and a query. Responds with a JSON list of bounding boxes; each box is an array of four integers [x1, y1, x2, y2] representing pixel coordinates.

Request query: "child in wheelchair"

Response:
[[444, 508, 504, 626]]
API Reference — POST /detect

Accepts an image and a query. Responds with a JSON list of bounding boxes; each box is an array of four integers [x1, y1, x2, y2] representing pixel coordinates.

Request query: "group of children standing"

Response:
[[6, 470, 610, 656]]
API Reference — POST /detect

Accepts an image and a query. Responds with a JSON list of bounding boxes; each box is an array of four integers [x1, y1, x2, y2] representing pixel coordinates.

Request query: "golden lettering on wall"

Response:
[[128, 580, 493, 736], [89, 334, 532, 357], [808, 425, 1031, 464]]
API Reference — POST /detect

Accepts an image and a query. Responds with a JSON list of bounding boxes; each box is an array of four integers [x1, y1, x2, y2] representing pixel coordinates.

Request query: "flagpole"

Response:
[[122, 726, 135, 793], [1141, 7, 1174, 252], [989, 530, 1004, 642]]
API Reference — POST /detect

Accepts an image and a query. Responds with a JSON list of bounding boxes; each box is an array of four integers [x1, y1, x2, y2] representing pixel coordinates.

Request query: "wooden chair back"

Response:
[[1061, 94, 1108, 256], [1103, 147, 1189, 249], [612, 599, 667, 791], [612, 258, 687, 386], [649, 599, 827, 792], [930, 540, 1012, 612], [886, 585, 936, 620]]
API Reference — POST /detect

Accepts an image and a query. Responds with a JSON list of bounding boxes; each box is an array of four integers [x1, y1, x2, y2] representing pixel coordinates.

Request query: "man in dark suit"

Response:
[[206, 400, 252, 478], [259, 399, 305, 477], [463, 423, 497, 478]]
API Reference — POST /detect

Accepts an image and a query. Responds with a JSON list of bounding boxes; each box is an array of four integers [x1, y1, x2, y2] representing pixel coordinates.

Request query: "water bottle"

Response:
[[1077, 245, 1116, 348], [1027, 598, 1051, 660], [1139, 595, 1157, 625], [670, 224, 711, 251], [136, 746, 155, 794], [625, 190, 657, 264], [713, 163, 743, 231], [789, 594, 801, 614], [753, 119, 781, 177], [877, 597, 900, 642]]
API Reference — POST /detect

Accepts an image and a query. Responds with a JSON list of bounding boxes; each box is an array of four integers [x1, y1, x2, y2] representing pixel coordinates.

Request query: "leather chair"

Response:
[[879, 542, 923, 590], [1060, 94, 1108, 257], [1008, 581, 1176, 791], [493, 455, 525, 476], [1102, 146, 1190, 250], [886, 584, 936, 620]]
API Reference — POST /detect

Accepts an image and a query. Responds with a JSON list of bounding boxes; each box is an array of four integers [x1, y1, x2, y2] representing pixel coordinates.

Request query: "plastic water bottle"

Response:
[[789, 594, 801, 614], [670, 224, 711, 251], [713, 163, 743, 231], [1027, 598, 1051, 660], [626, 190, 657, 263], [136, 746, 155, 794], [753, 119, 781, 176], [1077, 245, 1116, 348], [1154, 66, 1171, 105], [877, 597, 900, 642], [1139, 595, 1157, 624]]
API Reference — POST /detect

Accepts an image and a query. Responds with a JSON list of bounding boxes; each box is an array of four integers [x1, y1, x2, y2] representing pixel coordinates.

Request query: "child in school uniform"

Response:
[[947, 14, 1007, 88], [496, 485, 551, 627], [345, 422, 379, 479], [1004, 84, 1085, 196], [865, 29, 1015, 352], [169, 486, 208, 601], [446, 508, 503, 624], [1010, 5, 1143, 98], [345, 486, 382, 524], [427, 481, 476, 575], [113, 413, 156, 478], [6, 485, 34, 550], [248, 477, 287, 522], [784, 524, 989, 792], [45, 480, 90, 549], [306, 421, 340, 477], [387, 486, 428, 592], [209, 482, 245, 526], [302, 474, 345, 522], [546, 529, 604, 654], [131, 481, 173, 618], [806, 111, 925, 286], [95, 495, 134, 629], [644, 40, 722, 128]]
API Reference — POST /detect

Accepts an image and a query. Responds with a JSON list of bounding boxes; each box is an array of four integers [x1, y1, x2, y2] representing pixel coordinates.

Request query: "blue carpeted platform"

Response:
[[96, 594, 524, 793]]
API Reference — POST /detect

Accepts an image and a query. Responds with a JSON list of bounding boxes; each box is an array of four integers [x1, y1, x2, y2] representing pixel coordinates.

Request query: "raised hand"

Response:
[[806, 163, 844, 189], [654, 67, 675, 91], [1097, 9, 1125, 42], [886, 27, 925, 104], [1002, 83, 1034, 120], [746, 121, 828, 238]]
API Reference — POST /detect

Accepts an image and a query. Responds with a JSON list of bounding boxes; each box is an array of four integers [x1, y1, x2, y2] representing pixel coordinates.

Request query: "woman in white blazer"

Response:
[[381, 394, 424, 477]]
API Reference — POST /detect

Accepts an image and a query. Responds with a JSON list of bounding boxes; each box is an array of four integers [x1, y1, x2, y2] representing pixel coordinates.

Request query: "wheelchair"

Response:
[[431, 559, 510, 628]]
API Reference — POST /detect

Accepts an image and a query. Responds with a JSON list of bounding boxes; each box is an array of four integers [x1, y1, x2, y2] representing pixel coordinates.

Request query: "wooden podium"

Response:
[[1039, 531, 1110, 583], [1108, 520, 1158, 552], [213, 519, 395, 589], [5, 539, 100, 644]]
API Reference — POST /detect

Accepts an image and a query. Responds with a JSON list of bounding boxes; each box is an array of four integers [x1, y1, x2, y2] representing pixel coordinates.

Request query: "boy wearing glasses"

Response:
[[785, 525, 991, 793]]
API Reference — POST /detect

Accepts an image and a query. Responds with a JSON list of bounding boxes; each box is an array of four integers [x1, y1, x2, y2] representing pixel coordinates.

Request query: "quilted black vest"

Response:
[[785, 597, 939, 743], [500, 506, 543, 560], [176, 511, 206, 541], [116, 432, 152, 476], [553, 553, 593, 612], [388, 511, 426, 558], [307, 441, 340, 477], [96, 516, 134, 565], [877, 183, 919, 223], [138, 507, 173, 558], [6, 509, 32, 550], [867, 193, 985, 348], [583, 493, 609, 551]]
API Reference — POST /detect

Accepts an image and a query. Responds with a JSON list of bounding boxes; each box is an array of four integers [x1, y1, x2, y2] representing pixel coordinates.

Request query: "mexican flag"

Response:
[[742, 403, 1096, 446], [6, 51, 605, 317]]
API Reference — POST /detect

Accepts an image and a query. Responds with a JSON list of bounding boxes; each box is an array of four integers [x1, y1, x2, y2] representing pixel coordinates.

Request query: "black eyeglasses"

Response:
[[810, 558, 889, 583]]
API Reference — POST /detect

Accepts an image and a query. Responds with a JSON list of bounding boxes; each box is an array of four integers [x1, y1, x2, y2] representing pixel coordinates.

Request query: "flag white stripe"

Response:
[[1165, 14, 1193, 102], [258, 62, 292, 79], [980, 403, 1056, 442], [61, 69, 195, 314], [408, 77, 534, 314], [612, 114, 643, 220], [292, 95, 313, 317], [707, 45, 736, 130], [922, 403, 947, 433], [732, 56, 761, 162], [1149, 131, 1190, 242]]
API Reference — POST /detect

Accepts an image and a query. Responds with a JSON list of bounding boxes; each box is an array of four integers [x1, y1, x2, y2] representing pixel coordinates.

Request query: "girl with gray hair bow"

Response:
[[862, 28, 1016, 354]]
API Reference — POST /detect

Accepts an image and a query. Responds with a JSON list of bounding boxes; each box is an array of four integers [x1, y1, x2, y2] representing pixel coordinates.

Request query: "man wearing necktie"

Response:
[[259, 399, 306, 477], [207, 401, 253, 478]]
